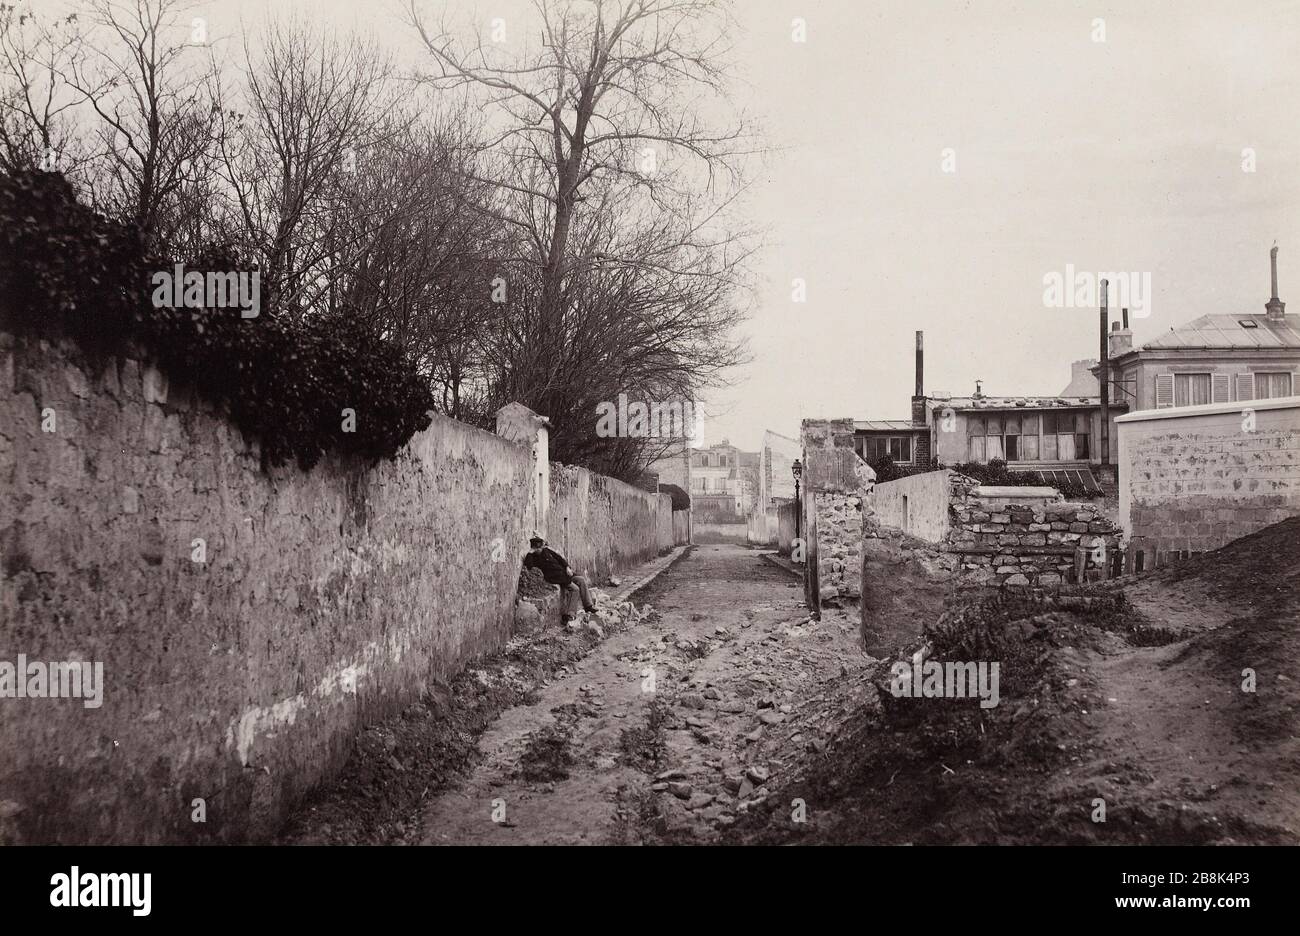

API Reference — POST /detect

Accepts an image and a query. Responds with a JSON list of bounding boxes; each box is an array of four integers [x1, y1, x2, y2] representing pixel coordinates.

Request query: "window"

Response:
[[1173, 373, 1210, 407], [857, 435, 914, 464], [1032, 411, 1089, 462], [1255, 372, 1293, 399]]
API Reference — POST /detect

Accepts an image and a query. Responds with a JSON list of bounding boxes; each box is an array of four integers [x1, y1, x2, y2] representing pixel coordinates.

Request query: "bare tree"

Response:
[[409, 0, 756, 474], [216, 15, 395, 313], [0, 4, 87, 174], [60, 0, 217, 241]]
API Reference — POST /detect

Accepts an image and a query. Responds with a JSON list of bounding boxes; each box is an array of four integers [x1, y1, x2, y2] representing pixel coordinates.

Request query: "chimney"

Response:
[[910, 330, 930, 463], [1099, 280, 1110, 467], [914, 330, 924, 398], [1109, 307, 1133, 358], [1266, 244, 1286, 322]]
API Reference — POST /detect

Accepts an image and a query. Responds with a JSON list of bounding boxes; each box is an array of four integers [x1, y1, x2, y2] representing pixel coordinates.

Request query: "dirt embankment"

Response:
[[728, 518, 1300, 845]]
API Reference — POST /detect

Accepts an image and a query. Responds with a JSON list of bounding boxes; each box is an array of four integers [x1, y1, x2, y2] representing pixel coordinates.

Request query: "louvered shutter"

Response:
[[1236, 373, 1254, 402], [1211, 374, 1231, 403], [1155, 374, 1174, 409]]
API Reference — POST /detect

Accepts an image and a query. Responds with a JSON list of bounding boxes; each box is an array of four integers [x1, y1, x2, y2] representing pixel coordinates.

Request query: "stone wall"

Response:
[[946, 486, 1122, 587], [1117, 398, 1300, 568], [0, 333, 534, 844], [867, 469, 1123, 588], [548, 463, 665, 582], [0, 331, 677, 844], [801, 419, 876, 610]]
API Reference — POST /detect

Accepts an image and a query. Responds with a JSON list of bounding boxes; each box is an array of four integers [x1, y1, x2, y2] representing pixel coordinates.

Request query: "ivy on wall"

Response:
[[0, 170, 434, 470]]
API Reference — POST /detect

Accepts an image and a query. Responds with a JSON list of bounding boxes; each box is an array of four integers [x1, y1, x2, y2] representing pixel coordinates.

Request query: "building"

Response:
[[686, 440, 757, 516], [852, 331, 1121, 490], [1098, 247, 1299, 412]]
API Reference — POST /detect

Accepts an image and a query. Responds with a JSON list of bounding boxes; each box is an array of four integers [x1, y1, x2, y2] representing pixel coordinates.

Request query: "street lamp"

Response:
[[791, 458, 803, 542]]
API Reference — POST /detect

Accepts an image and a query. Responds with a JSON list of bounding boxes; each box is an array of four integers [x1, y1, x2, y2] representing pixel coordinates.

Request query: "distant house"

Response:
[[1099, 249, 1299, 411], [648, 440, 760, 517], [846, 250, 1299, 495], [852, 332, 1121, 491]]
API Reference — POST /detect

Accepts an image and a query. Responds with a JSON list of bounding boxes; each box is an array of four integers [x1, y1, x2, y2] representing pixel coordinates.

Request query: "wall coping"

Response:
[[973, 485, 1059, 499], [1115, 395, 1300, 424]]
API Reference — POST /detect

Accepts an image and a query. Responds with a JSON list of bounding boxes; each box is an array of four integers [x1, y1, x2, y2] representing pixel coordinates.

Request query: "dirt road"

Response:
[[419, 544, 872, 844]]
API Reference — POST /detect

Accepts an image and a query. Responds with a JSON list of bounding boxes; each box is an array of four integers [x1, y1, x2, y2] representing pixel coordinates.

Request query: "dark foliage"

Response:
[[0, 169, 434, 470], [658, 483, 690, 511]]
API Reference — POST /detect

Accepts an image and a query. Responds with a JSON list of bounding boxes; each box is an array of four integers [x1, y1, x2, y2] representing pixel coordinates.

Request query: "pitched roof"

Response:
[[1138, 312, 1300, 351]]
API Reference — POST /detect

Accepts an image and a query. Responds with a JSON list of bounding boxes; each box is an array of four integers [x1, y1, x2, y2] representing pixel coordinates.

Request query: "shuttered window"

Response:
[[1256, 372, 1294, 399], [1211, 374, 1231, 403], [1174, 373, 1211, 407], [1236, 373, 1254, 402], [1155, 374, 1174, 409]]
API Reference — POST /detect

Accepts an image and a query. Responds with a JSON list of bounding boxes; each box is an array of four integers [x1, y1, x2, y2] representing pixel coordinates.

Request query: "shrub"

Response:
[[0, 169, 434, 470], [658, 483, 691, 511]]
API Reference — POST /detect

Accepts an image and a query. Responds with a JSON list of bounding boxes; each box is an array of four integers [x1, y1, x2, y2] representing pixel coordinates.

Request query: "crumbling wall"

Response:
[[801, 418, 877, 608], [867, 469, 1123, 588]]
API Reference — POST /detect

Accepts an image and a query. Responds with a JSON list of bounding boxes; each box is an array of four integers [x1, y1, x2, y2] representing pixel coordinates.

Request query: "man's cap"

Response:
[[529, 536, 545, 547]]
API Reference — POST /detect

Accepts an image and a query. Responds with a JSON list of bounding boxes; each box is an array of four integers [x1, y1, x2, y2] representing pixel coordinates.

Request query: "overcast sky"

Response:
[[201, 0, 1300, 451]]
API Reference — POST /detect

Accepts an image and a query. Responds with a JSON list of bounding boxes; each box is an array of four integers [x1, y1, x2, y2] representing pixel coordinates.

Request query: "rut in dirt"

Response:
[[418, 543, 868, 844]]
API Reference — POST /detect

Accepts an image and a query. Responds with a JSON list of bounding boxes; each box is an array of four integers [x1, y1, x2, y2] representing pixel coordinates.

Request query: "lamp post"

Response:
[[791, 458, 803, 543]]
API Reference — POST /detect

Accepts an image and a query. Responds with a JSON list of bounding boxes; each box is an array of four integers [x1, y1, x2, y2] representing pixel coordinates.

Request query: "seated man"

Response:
[[523, 536, 596, 623]]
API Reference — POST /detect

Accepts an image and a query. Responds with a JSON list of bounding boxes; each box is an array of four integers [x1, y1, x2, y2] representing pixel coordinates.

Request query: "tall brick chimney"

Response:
[[1266, 244, 1286, 322], [911, 330, 930, 464]]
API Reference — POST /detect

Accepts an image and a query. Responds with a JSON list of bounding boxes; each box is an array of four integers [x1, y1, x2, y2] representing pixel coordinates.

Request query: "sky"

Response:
[[180, 0, 1300, 450]]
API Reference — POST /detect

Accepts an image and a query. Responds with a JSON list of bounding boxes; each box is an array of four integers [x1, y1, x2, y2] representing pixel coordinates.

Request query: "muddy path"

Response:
[[419, 544, 872, 845]]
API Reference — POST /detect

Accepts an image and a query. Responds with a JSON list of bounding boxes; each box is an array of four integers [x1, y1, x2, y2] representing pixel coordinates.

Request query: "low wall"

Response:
[[865, 468, 1123, 588], [692, 521, 747, 544], [0, 333, 534, 844], [1117, 397, 1300, 568], [872, 470, 952, 543]]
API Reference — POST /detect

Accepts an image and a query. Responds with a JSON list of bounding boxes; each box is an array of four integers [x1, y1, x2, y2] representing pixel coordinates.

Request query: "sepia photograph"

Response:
[[0, 0, 1295, 917]]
